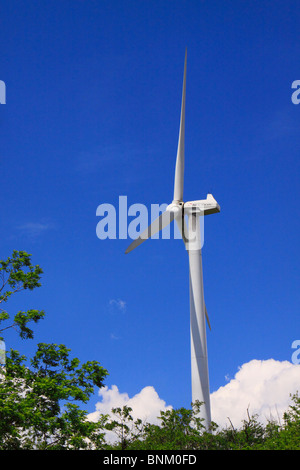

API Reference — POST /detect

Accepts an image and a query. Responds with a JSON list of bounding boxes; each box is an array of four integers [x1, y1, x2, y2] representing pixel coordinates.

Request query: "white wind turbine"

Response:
[[125, 50, 220, 429]]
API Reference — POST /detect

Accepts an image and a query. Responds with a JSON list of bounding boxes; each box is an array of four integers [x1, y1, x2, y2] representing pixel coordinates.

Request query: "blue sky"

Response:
[[1, 0, 299, 417]]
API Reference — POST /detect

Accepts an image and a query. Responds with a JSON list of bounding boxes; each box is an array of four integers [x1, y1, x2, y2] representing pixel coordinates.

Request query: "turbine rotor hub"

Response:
[[167, 201, 184, 214]]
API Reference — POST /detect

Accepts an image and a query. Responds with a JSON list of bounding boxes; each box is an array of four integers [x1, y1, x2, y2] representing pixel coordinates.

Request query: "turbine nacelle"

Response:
[[167, 194, 220, 217], [184, 194, 220, 216]]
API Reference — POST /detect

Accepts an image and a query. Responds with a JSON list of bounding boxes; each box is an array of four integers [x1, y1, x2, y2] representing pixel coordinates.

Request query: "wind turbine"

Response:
[[125, 50, 220, 429]]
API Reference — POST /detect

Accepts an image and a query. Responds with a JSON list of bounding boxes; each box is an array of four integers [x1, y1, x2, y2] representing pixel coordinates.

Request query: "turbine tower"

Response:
[[125, 50, 220, 429]]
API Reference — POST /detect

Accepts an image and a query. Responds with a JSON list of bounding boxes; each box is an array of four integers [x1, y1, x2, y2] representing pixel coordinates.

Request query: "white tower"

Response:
[[125, 50, 220, 429]]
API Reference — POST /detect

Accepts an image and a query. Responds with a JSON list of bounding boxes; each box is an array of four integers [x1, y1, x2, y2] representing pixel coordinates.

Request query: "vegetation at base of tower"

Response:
[[0, 251, 299, 450], [104, 395, 300, 450]]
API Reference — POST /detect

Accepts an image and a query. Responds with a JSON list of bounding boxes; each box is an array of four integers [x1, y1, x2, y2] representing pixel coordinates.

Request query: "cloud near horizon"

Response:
[[88, 384, 172, 425], [88, 359, 300, 431], [210, 358, 300, 428]]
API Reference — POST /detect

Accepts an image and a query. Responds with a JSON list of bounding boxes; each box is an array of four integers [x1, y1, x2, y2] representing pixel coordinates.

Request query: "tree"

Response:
[[0, 345, 108, 449], [215, 408, 265, 450], [0, 250, 44, 340], [259, 392, 300, 450], [124, 401, 210, 450], [105, 405, 145, 450], [0, 250, 109, 449]]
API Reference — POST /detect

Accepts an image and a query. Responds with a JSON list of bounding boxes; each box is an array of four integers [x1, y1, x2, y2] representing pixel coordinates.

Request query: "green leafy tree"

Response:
[[125, 401, 210, 450], [0, 345, 108, 449], [258, 393, 300, 450], [0, 250, 44, 340], [105, 405, 144, 450], [215, 408, 265, 450], [0, 250, 109, 449]]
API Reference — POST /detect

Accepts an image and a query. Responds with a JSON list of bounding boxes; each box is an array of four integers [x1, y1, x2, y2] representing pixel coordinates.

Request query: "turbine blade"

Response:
[[173, 49, 187, 203], [125, 210, 175, 254], [205, 305, 211, 331]]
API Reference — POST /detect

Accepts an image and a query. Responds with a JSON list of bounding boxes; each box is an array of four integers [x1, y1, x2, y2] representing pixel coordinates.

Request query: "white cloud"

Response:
[[110, 333, 119, 340], [17, 221, 55, 238], [88, 385, 172, 425], [109, 299, 126, 312], [210, 359, 300, 428]]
